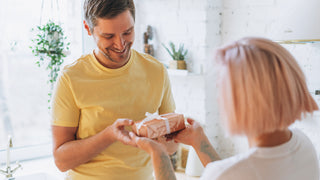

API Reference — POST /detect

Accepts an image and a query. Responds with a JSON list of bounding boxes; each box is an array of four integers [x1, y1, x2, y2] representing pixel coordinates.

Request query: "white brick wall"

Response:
[[169, 74, 206, 124], [220, 0, 320, 160]]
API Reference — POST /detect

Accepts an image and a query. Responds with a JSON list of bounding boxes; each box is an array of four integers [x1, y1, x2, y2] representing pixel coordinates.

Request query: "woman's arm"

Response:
[[150, 147, 177, 180], [173, 118, 220, 167], [192, 132, 220, 167], [129, 132, 177, 180]]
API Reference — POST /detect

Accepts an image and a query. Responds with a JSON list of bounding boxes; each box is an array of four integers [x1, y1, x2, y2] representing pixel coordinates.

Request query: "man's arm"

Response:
[[52, 119, 134, 172]]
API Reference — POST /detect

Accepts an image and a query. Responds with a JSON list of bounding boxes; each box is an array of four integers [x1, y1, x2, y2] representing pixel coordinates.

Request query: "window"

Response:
[[0, 0, 82, 163]]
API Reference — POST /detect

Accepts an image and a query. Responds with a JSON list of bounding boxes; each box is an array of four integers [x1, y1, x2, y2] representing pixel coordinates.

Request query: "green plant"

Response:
[[30, 20, 70, 104], [162, 42, 188, 60]]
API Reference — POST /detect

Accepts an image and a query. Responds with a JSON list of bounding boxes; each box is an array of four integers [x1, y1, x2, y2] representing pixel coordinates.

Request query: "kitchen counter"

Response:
[[2, 157, 200, 179]]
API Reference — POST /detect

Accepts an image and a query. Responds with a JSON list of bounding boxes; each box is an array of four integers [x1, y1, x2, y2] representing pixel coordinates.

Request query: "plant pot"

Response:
[[185, 147, 204, 176], [169, 60, 187, 70]]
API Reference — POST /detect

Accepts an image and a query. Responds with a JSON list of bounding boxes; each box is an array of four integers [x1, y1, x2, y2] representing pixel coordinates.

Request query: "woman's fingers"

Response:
[[129, 131, 137, 140], [186, 118, 195, 125]]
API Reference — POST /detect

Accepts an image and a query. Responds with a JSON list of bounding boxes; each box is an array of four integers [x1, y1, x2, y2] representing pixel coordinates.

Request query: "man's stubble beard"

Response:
[[99, 42, 133, 63]]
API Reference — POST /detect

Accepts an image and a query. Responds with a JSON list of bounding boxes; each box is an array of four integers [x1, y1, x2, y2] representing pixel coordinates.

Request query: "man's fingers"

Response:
[[129, 132, 144, 146], [119, 132, 136, 146], [115, 118, 134, 127]]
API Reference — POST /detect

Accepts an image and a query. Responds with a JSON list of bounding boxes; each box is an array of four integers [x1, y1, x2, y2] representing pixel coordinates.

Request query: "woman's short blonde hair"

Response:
[[216, 37, 318, 137]]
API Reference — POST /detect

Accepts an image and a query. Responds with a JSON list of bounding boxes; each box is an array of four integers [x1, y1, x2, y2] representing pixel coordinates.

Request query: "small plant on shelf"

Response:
[[30, 20, 70, 106], [162, 41, 188, 60], [162, 42, 188, 70]]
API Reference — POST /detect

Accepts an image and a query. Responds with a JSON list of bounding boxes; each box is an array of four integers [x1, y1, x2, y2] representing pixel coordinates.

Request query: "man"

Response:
[[51, 0, 177, 179]]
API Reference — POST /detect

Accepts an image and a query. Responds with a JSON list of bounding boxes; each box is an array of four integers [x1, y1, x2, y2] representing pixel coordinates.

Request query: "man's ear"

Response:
[[83, 20, 92, 36]]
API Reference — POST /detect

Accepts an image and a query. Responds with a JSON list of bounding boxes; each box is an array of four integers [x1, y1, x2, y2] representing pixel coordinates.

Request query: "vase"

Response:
[[185, 147, 204, 177], [169, 60, 187, 70]]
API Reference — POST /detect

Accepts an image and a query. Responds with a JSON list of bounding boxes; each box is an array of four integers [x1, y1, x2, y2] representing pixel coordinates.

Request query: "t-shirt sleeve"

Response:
[[51, 72, 80, 127], [158, 66, 176, 114]]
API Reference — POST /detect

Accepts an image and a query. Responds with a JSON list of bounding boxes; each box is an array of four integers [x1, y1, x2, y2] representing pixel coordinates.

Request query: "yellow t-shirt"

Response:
[[51, 49, 176, 180]]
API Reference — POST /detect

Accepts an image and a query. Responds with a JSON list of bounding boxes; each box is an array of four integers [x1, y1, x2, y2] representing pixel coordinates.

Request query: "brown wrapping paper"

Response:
[[132, 113, 185, 139]]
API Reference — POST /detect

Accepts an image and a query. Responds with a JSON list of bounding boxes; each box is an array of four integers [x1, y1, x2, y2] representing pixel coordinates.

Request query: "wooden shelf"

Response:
[[275, 39, 320, 44], [167, 69, 202, 76]]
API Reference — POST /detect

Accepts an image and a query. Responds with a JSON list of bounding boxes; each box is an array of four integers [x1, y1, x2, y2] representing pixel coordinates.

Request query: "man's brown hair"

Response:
[[84, 0, 135, 31]]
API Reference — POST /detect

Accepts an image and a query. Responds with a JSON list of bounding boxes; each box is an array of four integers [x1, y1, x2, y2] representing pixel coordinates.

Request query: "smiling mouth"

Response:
[[112, 49, 125, 53], [109, 45, 128, 54], [106, 42, 132, 56]]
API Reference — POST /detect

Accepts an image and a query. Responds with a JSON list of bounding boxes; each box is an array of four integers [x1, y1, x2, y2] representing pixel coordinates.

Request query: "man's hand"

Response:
[[108, 118, 135, 146], [52, 118, 136, 172]]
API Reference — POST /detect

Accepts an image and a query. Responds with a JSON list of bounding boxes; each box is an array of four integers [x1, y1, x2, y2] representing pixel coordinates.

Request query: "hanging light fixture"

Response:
[[40, 0, 61, 25]]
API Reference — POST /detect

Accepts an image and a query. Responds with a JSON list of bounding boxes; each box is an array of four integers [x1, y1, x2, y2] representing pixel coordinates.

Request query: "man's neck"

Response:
[[93, 48, 130, 69]]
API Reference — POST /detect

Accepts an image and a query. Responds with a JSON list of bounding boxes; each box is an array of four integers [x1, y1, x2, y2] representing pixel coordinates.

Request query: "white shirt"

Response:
[[201, 129, 319, 180]]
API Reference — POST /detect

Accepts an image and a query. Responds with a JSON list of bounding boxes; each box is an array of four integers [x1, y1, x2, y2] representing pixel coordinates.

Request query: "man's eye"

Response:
[[124, 31, 132, 36], [104, 36, 113, 39]]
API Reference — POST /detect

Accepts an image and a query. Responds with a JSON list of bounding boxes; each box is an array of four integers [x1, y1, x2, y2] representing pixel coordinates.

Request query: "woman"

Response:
[[129, 37, 320, 180]]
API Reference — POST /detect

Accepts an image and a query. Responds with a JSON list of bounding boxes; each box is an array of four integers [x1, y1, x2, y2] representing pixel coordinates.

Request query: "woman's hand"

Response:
[[129, 132, 165, 155], [155, 136, 179, 155], [173, 118, 206, 147]]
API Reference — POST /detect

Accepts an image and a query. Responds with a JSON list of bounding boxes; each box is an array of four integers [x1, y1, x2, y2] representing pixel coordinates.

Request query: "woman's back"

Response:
[[201, 129, 319, 180]]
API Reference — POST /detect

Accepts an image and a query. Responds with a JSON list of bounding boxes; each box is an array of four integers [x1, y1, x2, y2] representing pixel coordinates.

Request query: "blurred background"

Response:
[[0, 0, 320, 179]]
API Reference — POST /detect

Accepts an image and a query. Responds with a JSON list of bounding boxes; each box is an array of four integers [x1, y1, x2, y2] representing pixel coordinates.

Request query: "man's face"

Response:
[[85, 10, 135, 68]]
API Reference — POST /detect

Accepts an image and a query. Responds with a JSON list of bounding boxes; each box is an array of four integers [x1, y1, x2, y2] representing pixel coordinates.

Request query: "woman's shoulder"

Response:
[[201, 149, 257, 180]]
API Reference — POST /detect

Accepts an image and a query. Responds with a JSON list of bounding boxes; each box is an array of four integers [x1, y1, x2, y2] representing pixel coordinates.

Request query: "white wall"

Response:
[[0, 0, 83, 149], [220, 0, 320, 160], [134, 0, 208, 74]]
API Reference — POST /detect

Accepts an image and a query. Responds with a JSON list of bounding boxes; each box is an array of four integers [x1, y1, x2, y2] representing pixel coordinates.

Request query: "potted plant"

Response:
[[30, 20, 70, 106], [162, 42, 188, 70]]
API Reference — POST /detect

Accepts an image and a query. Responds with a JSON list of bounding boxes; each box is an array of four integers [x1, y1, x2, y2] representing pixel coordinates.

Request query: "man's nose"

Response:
[[113, 36, 125, 50]]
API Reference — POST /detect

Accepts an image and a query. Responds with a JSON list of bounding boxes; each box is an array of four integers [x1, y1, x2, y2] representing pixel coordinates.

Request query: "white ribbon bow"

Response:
[[136, 112, 170, 135]]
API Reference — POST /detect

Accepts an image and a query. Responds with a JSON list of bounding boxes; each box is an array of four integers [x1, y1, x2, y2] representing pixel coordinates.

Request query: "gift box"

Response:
[[132, 112, 185, 139]]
